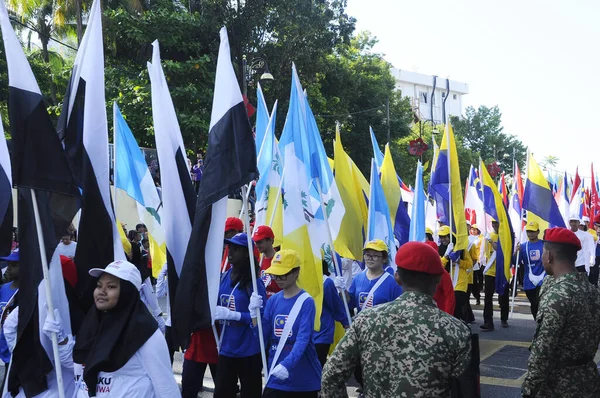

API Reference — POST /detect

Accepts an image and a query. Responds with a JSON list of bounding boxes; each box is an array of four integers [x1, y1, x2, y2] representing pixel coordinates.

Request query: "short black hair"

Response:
[[136, 223, 147, 230], [425, 233, 433, 241], [396, 268, 441, 296], [322, 260, 330, 276], [544, 242, 578, 264]]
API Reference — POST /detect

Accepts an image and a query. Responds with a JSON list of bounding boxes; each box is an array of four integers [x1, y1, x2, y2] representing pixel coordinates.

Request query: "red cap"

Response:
[[395, 241, 444, 275], [225, 217, 244, 232], [60, 255, 78, 288], [252, 225, 274, 242], [542, 227, 582, 251], [424, 240, 439, 252], [595, 215, 600, 225]]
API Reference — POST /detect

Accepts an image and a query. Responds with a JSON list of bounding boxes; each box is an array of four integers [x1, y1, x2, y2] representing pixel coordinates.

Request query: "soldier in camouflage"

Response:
[[321, 242, 472, 398], [522, 227, 600, 397]]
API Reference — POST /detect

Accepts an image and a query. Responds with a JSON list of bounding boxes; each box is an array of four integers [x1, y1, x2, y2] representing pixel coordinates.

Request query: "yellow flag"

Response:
[[333, 127, 369, 259]]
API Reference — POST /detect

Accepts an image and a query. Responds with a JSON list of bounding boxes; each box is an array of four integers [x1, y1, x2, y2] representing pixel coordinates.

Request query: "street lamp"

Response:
[[242, 55, 274, 97]]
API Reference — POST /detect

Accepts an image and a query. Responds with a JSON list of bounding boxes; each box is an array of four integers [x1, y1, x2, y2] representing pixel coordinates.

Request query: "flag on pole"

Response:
[[254, 101, 283, 246], [57, 0, 125, 309], [113, 103, 166, 278], [369, 126, 385, 171], [591, 164, 599, 222], [174, 27, 259, 344], [409, 161, 426, 242], [557, 172, 571, 227], [508, 166, 524, 245], [255, 82, 270, 157], [1, 1, 81, 393], [522, 152, 566, 231], [147, 40, 198, 346], [367, 159, 396, 262], [571, 167, 581, 203], [0, 117, 12, 257], [429, 122, 468, 251], [279, 64, 323, 328], [333, 127, 368, 259], [464, 165, 485, 227], [380, 144, 411, 246], [480, 160, 513, 295]]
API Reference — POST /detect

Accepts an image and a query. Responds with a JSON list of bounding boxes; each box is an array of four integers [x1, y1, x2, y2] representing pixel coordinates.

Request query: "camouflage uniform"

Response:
[[522, 272, 600, 397], [321, 291, 472, 397]]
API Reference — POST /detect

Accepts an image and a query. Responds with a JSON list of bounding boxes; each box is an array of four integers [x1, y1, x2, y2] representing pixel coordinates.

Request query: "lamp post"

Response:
[[242, 55, 274, 97]]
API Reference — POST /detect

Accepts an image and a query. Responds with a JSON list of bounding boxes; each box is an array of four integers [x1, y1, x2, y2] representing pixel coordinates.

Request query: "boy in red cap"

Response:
[[522, 227, 600, 398], [252, 225, 281, 298], [322, 242, 472, 397], [221, 217, 244, 273]]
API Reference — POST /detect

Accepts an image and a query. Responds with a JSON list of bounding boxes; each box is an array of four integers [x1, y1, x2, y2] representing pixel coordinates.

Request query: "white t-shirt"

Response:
[[74, 330, 180, 398], [55, 242, 77, 259], [575, 229, 595, 268]]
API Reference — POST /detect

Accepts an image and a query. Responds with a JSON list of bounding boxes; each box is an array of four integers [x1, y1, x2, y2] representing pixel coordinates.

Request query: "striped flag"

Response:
[[1, 1, 81, 394], [57, 0, 125, 309], [147, 40, 197, 347], [173, 27, 258, 345]]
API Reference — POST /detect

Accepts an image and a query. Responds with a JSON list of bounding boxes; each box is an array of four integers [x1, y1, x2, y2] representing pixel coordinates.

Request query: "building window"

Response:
[[420, 92, 428, 104], [453, 94, 458, 100]]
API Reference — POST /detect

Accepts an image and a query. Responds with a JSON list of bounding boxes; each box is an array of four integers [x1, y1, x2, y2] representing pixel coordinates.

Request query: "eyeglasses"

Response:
[[272, 269, 297, 281], [364, 253, 383, 260]]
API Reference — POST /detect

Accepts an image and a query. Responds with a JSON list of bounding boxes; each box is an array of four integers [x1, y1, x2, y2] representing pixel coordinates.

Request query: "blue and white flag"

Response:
[[368, 159, 396, 265], [409, 161, 426, 242], [255, 82, 270, 157]]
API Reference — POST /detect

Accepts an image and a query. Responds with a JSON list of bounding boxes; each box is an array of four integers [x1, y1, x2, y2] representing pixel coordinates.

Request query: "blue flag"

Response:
[[409, 161, 426, 242]]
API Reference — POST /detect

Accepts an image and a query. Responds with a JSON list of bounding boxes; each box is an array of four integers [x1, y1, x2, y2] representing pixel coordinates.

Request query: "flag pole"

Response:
[[241, 185, 268, 386], [30, 189, 66, 398], [112, 102, 118, 223], [445, 123, 454, 284], [315, 177, 353, 326], [511, 151, 529, 318]]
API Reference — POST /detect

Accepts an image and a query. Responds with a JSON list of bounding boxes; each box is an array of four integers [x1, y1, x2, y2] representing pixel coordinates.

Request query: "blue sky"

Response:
[[347, 0, 599, 180]]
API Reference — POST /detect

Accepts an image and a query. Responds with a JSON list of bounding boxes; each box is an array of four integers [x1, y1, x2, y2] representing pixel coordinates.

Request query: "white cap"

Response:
[[89, 260, 142, 290], [582, 216, 590, 222], [569, 214, 581, 222]]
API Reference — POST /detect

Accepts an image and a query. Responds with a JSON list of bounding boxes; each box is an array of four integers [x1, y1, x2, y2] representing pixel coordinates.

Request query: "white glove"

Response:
[[271, 364, 289, 380], [214, 306, 242, 321], [333, 276, 346, 290], [42, 309, 65, 342], [444, 242, 454, 257], [248, 293, 263, 318], [156, 315, 166, 334]]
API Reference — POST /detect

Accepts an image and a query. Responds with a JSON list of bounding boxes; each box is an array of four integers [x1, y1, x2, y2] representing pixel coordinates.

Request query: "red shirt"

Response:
[[433, 270, 455, 315], [184, 328, 218, 364], [260, 255, 281, 298]]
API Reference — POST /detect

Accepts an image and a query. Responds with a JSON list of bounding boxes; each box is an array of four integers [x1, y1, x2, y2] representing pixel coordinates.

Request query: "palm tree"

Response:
[[540, 155, 559, 170]]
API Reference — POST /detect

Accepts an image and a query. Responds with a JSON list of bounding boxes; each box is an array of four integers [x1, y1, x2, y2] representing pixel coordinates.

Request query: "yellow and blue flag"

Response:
[[522, 151, 566, 231], [429, 122, 468, 250], [480, 159, 513, 295], [380, 144, 411, 246], [114, 102, 167, 277]]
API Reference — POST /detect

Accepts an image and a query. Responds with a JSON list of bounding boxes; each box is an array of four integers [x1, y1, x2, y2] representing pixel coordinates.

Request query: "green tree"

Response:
[[451, 105, 526, 174], [540, 155, 559, 169]]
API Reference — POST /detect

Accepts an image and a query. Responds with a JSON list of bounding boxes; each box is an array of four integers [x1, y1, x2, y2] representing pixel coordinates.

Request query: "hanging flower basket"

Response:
[[408, 137, 429, 156]]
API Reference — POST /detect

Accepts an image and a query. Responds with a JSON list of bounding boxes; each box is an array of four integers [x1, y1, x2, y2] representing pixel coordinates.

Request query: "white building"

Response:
[[390, 68, 469, 124]]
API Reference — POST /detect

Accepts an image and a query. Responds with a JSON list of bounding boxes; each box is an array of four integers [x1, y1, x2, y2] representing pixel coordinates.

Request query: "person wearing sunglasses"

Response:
[[248, 250, 321, 397]]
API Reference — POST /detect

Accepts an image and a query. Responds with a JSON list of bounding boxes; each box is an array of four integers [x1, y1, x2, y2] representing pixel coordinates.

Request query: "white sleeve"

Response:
[[140, 278, 162, 317], [3, 307, 18, 353], [139, 330, 181, 398], [156, 264, 168, 298]]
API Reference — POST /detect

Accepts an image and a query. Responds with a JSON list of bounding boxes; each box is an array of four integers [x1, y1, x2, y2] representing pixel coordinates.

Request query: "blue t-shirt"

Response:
[[218, 269, 267, 358], [348, 270, 403, 313], [261, 290, 321, 392], [0, 284, 17, 363], [315, 277, 349, 344], [518, 240, 545, 290]]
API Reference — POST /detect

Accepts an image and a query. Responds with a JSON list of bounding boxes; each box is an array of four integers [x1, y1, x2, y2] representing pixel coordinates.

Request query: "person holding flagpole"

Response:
[[514, 221, 545, 319], [249, 249, 321, 397], [437, 226, 473, 322], [481, 220, 510, 331], [213, 233, 267, 398]]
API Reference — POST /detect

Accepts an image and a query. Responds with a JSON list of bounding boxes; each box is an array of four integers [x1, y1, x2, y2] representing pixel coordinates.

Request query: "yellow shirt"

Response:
[[484, 232, 499, 277]]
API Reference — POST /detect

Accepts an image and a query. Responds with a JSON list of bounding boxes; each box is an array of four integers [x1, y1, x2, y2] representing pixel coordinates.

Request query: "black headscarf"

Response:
[[73, 279, 157, 397]]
